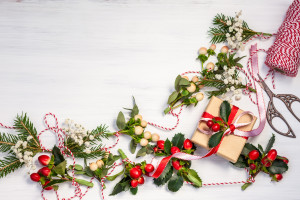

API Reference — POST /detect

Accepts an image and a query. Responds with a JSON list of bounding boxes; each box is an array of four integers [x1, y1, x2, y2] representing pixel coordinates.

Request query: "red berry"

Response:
[[145, 164, 154, 173], [211, 123, 220, 132], [157, 140, 165, 150], [261, 156, 271, 167], [153, 147, 158, 153], [30, 173, 41, 182], [206, 120, 214, 128], [282, 157, 289, 164], [267, 149, 277, 161], [40, 167, 51, 177], [275, 174, 283, 181], [137, 176, 145, 185], [130, 179, 138, 188], [172, 160, 182, 170], [43, 180, 53, 190], [248, 150, 260, 160], [129, 167, 142, 179], [183, 139, 193, 150], [38, 155, 51, 166], [214, 117, 223, 122], [171, 146, 180, 154], [249, 163, 256, 170]]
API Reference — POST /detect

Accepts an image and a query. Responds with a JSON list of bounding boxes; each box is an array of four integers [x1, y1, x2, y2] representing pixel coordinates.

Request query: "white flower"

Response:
[[84, 149, 91, 154], [84, 141, 90, 147], [221, 94, 226, 98], [223, 66, 228, 71], [31, 165, 37, 170], [17, 153, 23, 159], [89, 135, 94, 140], [230, 80, 235, 84], [22, 141, 27, 148], [226, 88, 230, 92], [236, 10, 242, 17], [230, 86, 235, 91], [27, 136, 33, 141], [214, 66, 218, 71], [13, 149, 18, 154], [78, 140, 83, 146], [231, 36, 236, 41], [23, 155, 29, 161], [234, 90, 239, 95], [228, 69, 235, 75], [229, 27, 233, 32], [223, 79, 229, 84], [234, 17, 238, 22], [19, 159, 24, 163], [226, 20, 232, 26], [215, 74, 221, 80], [235, 80, 240, 84], [226, 33, 230, 37], [237, 37, 242, 42]]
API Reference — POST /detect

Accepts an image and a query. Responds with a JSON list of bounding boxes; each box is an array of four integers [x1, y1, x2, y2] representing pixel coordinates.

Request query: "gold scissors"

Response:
[[257, 74, 300, 138]]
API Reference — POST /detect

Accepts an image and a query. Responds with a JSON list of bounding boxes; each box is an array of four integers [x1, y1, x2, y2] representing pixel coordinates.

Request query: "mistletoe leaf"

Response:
[[130, 139, 137, 154], [175, 75, 182, 92], [179, 79, 190, 87], [168, 91, 179, 104], [116, 112, 126, 130], [136, 147, 147, 158]]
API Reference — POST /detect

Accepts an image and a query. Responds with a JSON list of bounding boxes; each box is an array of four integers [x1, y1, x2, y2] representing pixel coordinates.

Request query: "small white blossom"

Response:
[[215, 74, 221, 80], [226, 88, 230, 92], [230, 86, 235, 91], [22, 141, 28, 148], [228, 69, 235, 75], [226, 20, 232, 26], [226, 33, 230, 37], [230, 80, 235, 84], [27, 136, 33, 141], [235, 80, 240, 84], [84, 149, 91, 154], [84, 141, 90, 147], [223, 66, 228, 71], [224, 79, 229, 84], [89, 135, 94, 140], [229, 27, 233, 32]]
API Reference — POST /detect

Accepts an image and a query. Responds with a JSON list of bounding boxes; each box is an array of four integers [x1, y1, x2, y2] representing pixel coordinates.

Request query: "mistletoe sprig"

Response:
[[29, 146, 93, 191], [152, 133, 202, 192], [109, 149, 155, 196], [232, 134, 289, 190], [208, 11, 272, 50], [116, 98, 161, 157]]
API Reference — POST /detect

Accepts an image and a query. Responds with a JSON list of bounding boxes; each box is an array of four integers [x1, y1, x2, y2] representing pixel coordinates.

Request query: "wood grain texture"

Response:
[[0, 0, 299, 200]]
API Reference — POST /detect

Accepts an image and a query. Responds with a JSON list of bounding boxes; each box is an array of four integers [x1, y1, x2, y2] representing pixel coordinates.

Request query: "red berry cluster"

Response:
[[30, 155, 53, 190], [206, 120, 221, 132], [129, 164, 154, 188]]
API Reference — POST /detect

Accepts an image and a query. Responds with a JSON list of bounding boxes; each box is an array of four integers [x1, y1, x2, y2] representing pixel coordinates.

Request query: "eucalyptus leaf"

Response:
[[179, 78, 191, 86], [130, 139, 137, 154], [167, 174, 184, 192], [131, 104, 139, 118], [208, 131, 224, 148], [220, 101, 231, 122], [116, 112, 126, 130], [75, 178, 94, 187], [168, 91, 179, 104], [175, 75, 182, 92], [136, 147, 147, 158]]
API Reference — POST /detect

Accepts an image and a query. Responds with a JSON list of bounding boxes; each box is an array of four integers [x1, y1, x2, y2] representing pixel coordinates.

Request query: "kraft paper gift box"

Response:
[[191, 96, 257, 163]]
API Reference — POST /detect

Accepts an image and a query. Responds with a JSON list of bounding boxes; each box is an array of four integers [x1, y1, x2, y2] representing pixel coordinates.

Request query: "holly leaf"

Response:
[[116, 112, 126, 130], [231, 156, 247, 168], [153, 162, 173, 186], [179, 78, 191, 86], [171, 133, 185, 149], [52, 146, 65, 166], [167, 174, 184, 192], [208, 131, 224, 148], [220, 101, 231, 122], [269, 160, 288, 174], [186, 169, 202, 187], [130, 139, 137, 154], [52, 161, 66, 176], [130, 187, 138, 195], [241, 143, 258, 156], [168, 91, 179, 104], [164, 139, 171, 155], [136, 147, 147, 158], [264, 134, 275, 154], [175, 75, 182, 92], [110, 177, 130, 196]]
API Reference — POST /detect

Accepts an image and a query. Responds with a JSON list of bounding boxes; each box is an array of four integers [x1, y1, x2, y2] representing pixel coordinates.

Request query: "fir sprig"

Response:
[[0, 133, 19, 152], [0, 155, 23, 178]]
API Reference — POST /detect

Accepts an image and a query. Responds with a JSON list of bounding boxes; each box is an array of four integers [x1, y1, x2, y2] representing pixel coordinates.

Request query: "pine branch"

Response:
[[14, 113, 40, 148], [0, 133, 20, 152], [90, 124, 110, 142], [0, 155, 23, 178], [72, 144, 105, 159]]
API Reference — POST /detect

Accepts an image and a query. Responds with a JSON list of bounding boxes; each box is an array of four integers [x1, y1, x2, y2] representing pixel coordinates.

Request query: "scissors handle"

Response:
[[266, 100, 296, 138], [276, 93, 300, 122]]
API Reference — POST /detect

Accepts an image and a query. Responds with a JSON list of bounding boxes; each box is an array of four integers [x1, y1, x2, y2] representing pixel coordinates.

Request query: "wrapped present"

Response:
[[191, 96, 257, 163]]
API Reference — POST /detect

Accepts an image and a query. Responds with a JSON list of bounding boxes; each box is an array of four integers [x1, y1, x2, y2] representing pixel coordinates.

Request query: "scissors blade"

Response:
[[257, 74, 274, 98]]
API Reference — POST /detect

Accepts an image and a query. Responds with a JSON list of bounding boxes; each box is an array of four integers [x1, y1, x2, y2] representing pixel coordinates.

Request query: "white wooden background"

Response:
[[0, 0, 299, 200]]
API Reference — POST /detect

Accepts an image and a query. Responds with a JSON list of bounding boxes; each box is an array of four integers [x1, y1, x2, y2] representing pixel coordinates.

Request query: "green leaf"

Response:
[[136, 147, 147, 158], [131, 97, 139, 117], [236, 63, 243, 68], [110, 177, 130, 196], [175, 75, 182, 92], [182, 90, 189, 96], [186, 169, 202, 187], [168, 174, 184, 192], [164, 139, 171, 155], [116, 112, 126, 130], [258, 144, 264, 154], [130, 187, 138, 195], [106, 170, 124, 181], [52, 146, 65, 166], [75, 178, 94, 187], [231, 156, 247, 168], [264, 134, 275, 154], [69, 164, 83, 171], [269, 160, 288, 174], [171, 133, 185, 149], [43, 179, 67, 188], [220, 101, 231, 122], [153, 162, 173, 186], [241, 143, 258, 156], [179, 79, 190, 86], [208, 131, 224, 148], [52, 160, 67, 175], [164, 107, 171, 114], [168, 91, 179, 104], [241, 182, 252, 191], [129, 139, 137, 154]]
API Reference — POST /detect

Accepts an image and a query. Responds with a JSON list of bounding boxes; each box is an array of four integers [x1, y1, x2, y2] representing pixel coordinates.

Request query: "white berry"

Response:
[[140, 138, 149, 146], [144, 131, 152, 139], [206, 62, 215, 71], [134, 114, 143, 121], [89, 162, 98, 171], [151, 133, 160, 142], [187, 83, 196, 93], [209, 44, 216, 50], [221, 46, 229, 53], [198, 47, 207, 55], [141, 120, 147, 128], [235, 95, 241, 101], [96, 160, 104, 168], [134, 126, 144, 135], [196, 93, 204, 101], [191, 76, 199, 83]]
